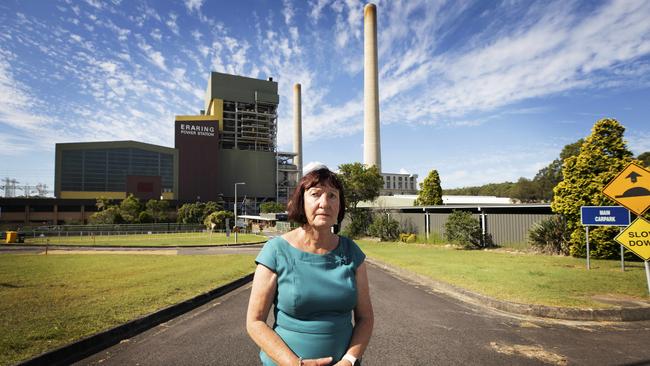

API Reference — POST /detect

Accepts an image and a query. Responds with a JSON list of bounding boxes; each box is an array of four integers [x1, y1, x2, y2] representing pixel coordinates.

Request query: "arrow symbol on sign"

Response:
[[626, 172, 642, 183]]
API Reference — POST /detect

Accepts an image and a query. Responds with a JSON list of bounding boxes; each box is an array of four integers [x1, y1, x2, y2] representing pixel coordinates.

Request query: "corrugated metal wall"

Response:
[[388, 212, 426, 235], [485, 213, 553, 245], [342, 206, 553, 247]]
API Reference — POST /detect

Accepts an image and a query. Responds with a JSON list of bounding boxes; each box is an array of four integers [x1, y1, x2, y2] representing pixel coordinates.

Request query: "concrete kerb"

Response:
[[17, 273, 254, 366], [367, 258, 650, 322]]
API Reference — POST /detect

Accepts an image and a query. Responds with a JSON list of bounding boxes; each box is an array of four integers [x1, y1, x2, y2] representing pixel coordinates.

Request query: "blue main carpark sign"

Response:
[[580, 206, 631, 226]]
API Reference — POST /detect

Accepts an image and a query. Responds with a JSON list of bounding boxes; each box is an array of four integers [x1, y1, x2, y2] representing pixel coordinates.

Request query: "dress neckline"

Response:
[[278, 235, 341, 256]]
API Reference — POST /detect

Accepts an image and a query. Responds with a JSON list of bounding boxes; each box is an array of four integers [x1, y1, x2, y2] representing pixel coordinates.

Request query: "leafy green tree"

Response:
[[177, 201, 222, 224], [414, 169, 443, 206], [552, 118, 636, 258], [119, 194, 142, 223], [260, 201, 286, 213], [204, 210, 235, 231], [638, 152, 650, 167], [338, 163, 383, 210], [145, 199, 170, 223], [88, 206, 123, 224], [203, 201, 222, 216], [338, 163, 383, 238], [177, 203, 204, 224], [95, 196, 113, 211]]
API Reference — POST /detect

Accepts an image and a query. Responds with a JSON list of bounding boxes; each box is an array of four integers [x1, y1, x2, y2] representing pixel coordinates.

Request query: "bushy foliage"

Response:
[[145, 199, 169, 223], [338, 162, 383, 238], [638, 152, 650, 167], [337, 162, 383, 210], [368, 214, 400, 242], [552, 118, 638, 258], [444, 210, 482, 248], [204, 210, 235, 231], [138, 211, 153, 223], [177, 201, 222, 224], [528, 215, 571, 255], [341, 209, 373, 238], [260, 201, 286, 213], [88, 206, 123, 224], [414, 169, 443, 206], [399, 233, 417, 243], [119, 194, 142, 223]]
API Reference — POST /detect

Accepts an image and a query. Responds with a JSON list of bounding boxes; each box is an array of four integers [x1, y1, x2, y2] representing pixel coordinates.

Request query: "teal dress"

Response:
[[255, 236, 366, 366]]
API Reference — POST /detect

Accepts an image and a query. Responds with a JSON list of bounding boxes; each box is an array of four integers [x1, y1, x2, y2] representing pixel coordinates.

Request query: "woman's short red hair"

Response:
[[287, 168, 346, 226]]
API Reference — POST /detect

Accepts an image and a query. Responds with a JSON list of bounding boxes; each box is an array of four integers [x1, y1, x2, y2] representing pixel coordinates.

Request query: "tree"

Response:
[[119, 194, 142, 223], [145, 199, 169, 223], [204, 210, 235, 231], [88, 206, 123, 224], [338, 163, 383, 211], [552, 118, 636, 258], [638, 152, 650, 167], [414, 169, 442, 206], [260, 201, 286, 213], [338, 163, 383, 238], [95, 196, 113, 211], [176, 201, 222, 224]]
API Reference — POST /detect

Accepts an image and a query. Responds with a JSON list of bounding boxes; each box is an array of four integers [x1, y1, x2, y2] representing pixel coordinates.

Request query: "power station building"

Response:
[[51, 72, 298, 213]]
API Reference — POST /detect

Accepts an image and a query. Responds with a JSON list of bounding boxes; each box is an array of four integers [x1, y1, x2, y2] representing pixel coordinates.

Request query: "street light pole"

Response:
[[234, 182, 246, 243]]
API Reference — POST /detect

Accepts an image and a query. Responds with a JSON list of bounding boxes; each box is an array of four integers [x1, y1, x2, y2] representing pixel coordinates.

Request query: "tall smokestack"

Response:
[[364, 3, 381, 172], [293, 83, 303, 179]]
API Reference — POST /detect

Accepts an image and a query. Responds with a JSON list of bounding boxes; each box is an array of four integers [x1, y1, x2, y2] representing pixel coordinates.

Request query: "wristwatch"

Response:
[[342, 354, 358, 365]]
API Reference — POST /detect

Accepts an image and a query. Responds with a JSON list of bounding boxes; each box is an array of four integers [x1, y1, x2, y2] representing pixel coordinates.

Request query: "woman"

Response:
[[246, 167, 373, 366]]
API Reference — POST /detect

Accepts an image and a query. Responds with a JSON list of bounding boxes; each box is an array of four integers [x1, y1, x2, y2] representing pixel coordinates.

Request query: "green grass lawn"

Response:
[[23, 232, 267, 246], [0, 253, 256, 366], [358, 241, 649, 309]]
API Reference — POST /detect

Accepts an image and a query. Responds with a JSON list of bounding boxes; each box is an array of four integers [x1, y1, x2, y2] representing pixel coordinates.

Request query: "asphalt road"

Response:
[[74, 263, 650, 366]]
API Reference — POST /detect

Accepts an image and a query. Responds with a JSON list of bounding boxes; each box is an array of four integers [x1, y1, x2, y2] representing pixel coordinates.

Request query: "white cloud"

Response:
[[166, 13, 180, 35], [282, 0, 295, 25], [309, 0, 329, 23], [184, 0, 204, 13], [150, 28, 162, 41]]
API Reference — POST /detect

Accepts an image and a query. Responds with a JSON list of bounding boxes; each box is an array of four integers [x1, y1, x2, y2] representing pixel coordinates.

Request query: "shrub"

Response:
[[399, 233, 417, 243], [204, 210, 235, 231], [368, 214, 400, 242], [138, 211, 153, 224], [341, 209, 373, 238], [444, 210, 482, 248], [528, 215, 570, 255]]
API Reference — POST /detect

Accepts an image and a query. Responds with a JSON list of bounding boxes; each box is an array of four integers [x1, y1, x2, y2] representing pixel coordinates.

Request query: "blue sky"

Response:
[[1, 0, 649, 194]]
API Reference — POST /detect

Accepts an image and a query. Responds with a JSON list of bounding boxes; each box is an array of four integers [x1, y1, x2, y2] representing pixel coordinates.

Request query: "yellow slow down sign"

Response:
[[615, 217, 650, 261]]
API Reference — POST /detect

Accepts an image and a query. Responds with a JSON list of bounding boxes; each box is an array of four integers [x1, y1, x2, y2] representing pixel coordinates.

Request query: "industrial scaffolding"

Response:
[[276, 151, 299, 204], [220, 100, 277, 151]]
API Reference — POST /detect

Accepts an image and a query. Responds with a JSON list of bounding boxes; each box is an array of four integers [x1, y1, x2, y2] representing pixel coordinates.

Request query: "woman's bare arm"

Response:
[[335, 262, 374, 365]]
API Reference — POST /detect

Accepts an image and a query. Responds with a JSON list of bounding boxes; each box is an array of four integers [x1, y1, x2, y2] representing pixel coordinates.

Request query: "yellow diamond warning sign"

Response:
[[602, 162, 650, 215], [615, 217, 650, 261]]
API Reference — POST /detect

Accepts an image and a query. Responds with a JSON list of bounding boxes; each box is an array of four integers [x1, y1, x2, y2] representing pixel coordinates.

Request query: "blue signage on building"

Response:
[[580, 206, 630, 226]]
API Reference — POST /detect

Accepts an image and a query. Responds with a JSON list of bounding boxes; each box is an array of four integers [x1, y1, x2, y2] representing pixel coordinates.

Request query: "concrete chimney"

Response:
[[293, 83, 303, 179], [364, 3, 381, 172]]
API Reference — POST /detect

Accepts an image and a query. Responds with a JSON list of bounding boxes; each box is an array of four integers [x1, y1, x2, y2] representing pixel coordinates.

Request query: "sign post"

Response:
[[580, 206, 630, 270], [603, 162, 650, 295], [614, 217, 650, 295]]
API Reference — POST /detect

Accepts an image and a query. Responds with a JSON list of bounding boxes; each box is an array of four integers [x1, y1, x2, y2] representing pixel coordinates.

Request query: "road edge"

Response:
[[367, 258, 650, 322], [17, 273, 254, 366]]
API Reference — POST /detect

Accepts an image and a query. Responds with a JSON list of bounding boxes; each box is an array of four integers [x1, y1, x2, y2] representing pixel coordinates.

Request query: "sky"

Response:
[[1, 0, 649, 196]]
